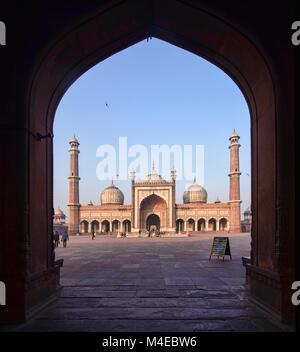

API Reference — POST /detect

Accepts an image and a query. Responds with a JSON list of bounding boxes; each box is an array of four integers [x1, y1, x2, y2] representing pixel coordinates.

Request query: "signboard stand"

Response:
[[209, 237, 232, 260]]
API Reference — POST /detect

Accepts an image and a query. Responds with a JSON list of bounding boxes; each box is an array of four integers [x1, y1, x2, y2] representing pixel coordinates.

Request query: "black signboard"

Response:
[[209, 237, 232, 260]]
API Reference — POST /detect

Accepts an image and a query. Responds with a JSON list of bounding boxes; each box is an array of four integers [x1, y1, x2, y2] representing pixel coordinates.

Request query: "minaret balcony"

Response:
[[228, 142, 240, 149], [68, 175, 80, 180], [228, 171, 241, 176]]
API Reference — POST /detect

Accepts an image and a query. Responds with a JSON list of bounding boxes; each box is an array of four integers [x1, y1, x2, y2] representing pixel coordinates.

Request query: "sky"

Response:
[[53, 38, 251, 219]]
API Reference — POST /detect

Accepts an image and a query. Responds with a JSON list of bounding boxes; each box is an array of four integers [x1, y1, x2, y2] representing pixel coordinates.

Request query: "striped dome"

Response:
[[183, 178, 207, 204], [100, 181, 124, 205]]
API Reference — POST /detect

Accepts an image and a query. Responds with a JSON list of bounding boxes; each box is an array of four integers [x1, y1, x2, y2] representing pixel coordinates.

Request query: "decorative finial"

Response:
[[171, 167, 176, 181], [130, 168, 136, 181], [152, 160, 155, 170]]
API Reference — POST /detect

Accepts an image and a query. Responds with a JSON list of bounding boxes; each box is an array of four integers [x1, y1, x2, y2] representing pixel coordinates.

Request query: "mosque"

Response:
[[66, 131, 243, 236]]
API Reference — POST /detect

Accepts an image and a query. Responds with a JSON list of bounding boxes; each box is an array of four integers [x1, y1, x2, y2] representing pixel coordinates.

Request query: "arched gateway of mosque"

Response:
[[140, 195, 167, 232]]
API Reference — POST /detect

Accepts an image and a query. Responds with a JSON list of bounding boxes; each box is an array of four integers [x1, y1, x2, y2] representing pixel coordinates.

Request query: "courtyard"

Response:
[[18, 233, 291, 332]]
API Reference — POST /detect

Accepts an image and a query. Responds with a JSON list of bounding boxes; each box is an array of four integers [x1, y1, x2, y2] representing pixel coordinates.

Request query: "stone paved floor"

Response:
[[19, 233, 293, 332]]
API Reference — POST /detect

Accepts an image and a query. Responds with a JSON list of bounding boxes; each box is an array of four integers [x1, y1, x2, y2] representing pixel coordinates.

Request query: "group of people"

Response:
[[148, 229, 164, 237], [137, 229, 164, 237], [53, 230, 69, 248]]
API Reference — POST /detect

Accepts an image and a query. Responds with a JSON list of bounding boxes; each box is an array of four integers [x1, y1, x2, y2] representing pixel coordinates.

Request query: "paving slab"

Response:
[[14, 233, 293, 332]]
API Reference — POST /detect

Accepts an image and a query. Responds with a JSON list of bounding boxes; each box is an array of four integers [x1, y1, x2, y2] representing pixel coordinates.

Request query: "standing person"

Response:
[[54, 231, 60, 247], [62, 230, 69, 248]]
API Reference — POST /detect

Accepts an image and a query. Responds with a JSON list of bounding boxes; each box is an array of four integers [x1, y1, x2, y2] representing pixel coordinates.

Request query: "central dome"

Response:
[[100, 181, 124, 205], [183, 178, 207, 203], [140, 165, 167, 183]]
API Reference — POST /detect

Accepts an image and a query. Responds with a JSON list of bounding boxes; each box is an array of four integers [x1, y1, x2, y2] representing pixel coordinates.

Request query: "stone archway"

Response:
[[101, 220, 110, 233], [140, 194, 167, 231], [123, 220, 131, 233], [176, 219, 184, 233], [0, 0, 294, 325], [197, 218, 206, 232], [208, 218, 216, 231], [80, 220, 88, 233], [187, 218, 195, 232], [112, 220, 120, 233], [91, 220, 99, 233], [219, 218, 228, 231], [146, 214, 160, 232]]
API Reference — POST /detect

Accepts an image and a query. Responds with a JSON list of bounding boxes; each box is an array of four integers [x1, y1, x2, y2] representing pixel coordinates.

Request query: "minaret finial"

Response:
[[171, 167, 176, 181], [130, 168, 136, 181]]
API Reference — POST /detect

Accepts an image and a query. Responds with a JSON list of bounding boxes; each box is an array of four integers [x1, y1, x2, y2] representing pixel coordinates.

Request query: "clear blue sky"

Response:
[[54, 38, 251, 219]]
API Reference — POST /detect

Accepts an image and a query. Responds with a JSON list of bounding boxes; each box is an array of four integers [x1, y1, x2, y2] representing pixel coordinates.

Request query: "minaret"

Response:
[[171, 167, 176, 230], [130, 168, 136, 231], [228, 130, 242, 232], [68, 136, 80, 235]]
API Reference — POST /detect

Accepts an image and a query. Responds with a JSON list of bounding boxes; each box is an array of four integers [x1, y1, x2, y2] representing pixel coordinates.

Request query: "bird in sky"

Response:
[[105, 101, 109, 108]]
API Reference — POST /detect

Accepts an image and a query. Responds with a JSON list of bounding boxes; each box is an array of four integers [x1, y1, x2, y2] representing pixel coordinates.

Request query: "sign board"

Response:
[[209, 237, 232, 260]]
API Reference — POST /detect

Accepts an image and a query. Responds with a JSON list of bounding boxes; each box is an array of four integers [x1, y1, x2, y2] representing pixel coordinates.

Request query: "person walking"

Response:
[[54, 231, 60, 247], [62, 230, 69, 248]]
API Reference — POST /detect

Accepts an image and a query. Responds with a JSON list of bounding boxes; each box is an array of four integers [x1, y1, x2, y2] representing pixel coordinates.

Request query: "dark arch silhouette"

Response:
[[0, 1, 294, 325]]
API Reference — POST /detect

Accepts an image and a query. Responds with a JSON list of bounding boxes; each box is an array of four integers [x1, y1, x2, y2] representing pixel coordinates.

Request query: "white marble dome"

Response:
[[100, 181, 124, 205], [140, 166, 167, 183], [183, 178, 207, 203]]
